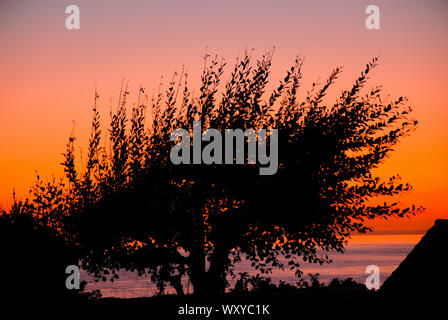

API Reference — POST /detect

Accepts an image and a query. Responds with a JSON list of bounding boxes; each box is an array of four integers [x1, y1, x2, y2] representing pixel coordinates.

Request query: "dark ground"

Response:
[[6, 289, 441, 319]]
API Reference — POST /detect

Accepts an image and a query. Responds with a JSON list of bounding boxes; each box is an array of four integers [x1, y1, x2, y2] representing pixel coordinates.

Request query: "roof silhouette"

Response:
[[380, 219, 448, 296]]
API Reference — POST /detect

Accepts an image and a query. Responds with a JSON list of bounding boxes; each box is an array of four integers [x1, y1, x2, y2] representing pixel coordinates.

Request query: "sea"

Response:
[[81, 234, 422, 298]]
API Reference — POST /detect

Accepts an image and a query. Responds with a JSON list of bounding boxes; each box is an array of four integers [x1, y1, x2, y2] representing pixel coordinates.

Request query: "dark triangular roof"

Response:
[[380, 219, 448, 295]]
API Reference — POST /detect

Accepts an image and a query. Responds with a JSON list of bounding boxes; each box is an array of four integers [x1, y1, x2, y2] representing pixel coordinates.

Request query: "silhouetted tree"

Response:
[[27, 51, 423, 296]]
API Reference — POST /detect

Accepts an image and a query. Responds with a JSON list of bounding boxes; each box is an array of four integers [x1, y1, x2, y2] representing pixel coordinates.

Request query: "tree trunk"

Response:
[[206, 242, 230, 295], [190, 224, 230, 296], [170, 276, 185, 296], [189, 242, 207, 295], [189, 204, 207, 295]]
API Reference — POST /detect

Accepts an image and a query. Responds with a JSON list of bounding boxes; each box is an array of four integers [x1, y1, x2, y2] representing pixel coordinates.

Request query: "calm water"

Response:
[[82, 234, 422, 298]]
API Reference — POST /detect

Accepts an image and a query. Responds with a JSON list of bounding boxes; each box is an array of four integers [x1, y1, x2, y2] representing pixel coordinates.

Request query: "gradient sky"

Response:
[[0, 0, 447, 234]]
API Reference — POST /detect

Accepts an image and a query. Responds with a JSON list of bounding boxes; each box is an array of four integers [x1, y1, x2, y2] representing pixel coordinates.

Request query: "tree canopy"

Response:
[[25, 51, 423, 295]]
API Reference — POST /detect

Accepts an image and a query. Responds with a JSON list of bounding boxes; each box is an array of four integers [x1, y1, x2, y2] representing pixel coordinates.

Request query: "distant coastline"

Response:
[[83, 234, 421, 298]]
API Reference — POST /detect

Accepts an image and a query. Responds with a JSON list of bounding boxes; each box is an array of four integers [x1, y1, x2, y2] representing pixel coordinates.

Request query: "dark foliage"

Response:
[[17, 50, 422, 296], [0, 198, 83, 302]]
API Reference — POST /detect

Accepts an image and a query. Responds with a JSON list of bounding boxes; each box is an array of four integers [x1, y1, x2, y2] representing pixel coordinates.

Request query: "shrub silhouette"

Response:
[[0, 198, 82, 302], [24, 50, 422, 296], [232, 273, 367, 295]]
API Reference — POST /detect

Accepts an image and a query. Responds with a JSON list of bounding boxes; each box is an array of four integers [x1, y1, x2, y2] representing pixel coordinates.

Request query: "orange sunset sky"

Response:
[[0, 0, 447, 234]]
